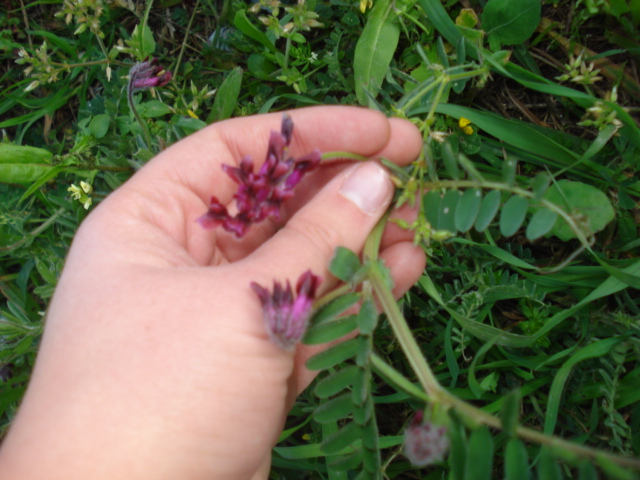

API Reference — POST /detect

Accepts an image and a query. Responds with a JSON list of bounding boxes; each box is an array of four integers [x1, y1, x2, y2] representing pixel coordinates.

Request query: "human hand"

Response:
[[0, 106, 425, 479]]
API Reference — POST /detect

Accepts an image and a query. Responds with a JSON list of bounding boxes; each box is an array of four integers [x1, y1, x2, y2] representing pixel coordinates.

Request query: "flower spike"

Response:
[[197, 115, 321, 238], [129, 57, 172, 92], [403, 411, 449, 467], [251, 270, 321, 350]]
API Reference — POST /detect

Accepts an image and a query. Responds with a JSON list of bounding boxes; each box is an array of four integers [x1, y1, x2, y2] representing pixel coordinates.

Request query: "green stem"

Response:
[[95, 34, 110, 64], [127, 83, 153, 150], [175, 0, 200, 82], [321, 151, 370, 163], [363, 214, 444, 398], [52, 59, 115, 68], [369, 261, 445, 399], [284, 34, 293, 70], [398, 11, 430, 35]]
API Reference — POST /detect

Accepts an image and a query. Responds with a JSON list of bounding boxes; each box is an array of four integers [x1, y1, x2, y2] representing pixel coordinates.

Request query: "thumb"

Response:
[[250, 161, 394, 286]]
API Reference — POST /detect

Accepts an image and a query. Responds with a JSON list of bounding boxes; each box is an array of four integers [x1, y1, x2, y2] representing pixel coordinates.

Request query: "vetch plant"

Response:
[[3, 1, 640, 478], [203, 116, 640, 479]]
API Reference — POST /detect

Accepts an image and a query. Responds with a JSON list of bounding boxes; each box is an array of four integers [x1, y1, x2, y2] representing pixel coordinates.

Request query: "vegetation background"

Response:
[[1, 0, 639, 478]]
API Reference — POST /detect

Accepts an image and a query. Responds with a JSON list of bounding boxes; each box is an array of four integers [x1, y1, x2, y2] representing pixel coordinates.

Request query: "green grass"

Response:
[[2, 0, 640, 478]]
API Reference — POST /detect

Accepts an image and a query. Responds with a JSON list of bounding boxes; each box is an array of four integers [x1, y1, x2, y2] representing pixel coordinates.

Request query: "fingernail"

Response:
[[339, 162, 392, 215]]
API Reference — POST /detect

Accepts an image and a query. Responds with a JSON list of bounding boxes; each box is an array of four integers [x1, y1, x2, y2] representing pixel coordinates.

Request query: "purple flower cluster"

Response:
[[197, 114, 321, 238], [129, 57, 172, 91], [251, 270, 321, 350], [404, 411, 449, 467]]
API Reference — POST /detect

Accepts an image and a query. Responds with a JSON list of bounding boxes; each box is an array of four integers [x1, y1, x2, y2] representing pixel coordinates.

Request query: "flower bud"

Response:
[[404, 411, 449, 467]]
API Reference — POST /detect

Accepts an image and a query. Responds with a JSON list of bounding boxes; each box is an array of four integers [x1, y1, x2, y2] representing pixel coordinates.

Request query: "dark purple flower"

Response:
[[129, 57, 172, 91], [251, 270, 322, 350], [404, 411, 449, 467], [197, 114, 321, 238]]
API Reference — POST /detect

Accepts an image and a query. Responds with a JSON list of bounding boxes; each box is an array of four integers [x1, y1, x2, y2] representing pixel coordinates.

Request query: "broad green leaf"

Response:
[[304, 315, 358, 345], [313, 394, 354, 423], [500, 195, 528, 237], [137, 100, 172, 118], [423, 191, 442, 229], [439, 190, 462, 233], [474, 189, 501, 232], [456, 8, 478, 28], [207, 67, 243, 123], [542, 180, 615, 241], [309, 293, 361, 327], [0, 143, 55, 184], [442, 138, 461, 180], [482, 0, 541, 49], [504, 439, 529, 480], [321, 421, 362, 454], [0, 143, 52, 165], [353, 0, 399, 106], [531, 172, 551, 200], [234, 10, 277, 53], [140, 23, 156, 58], [88, 114, 110, 139], [526, 208, 558, 240], [174, 116, 207, 136], [455, 189, 482, 232], [330, 247, 362, 282], [306, 338, 358, 371], [247, 53, 278, 80], [464, 426, 493, 480], [314, 366, 359, 398]]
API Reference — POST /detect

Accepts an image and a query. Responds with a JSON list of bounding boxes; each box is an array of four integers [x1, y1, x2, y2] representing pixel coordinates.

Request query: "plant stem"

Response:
[[284, 34, 293, 70], [175, 0, 200, 82], [127, 83, 153, 150]]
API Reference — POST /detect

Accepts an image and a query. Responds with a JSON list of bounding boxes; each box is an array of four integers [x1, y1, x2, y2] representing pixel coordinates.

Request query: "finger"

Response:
[[248, 161, 393, 290], [379, 240, 427, 298]]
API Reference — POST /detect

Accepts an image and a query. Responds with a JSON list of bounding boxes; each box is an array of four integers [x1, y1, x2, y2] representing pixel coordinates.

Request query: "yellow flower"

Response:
[[360, 0, 373, 13], [458, 117, 474, 135], [187, 110, 199, 119]]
